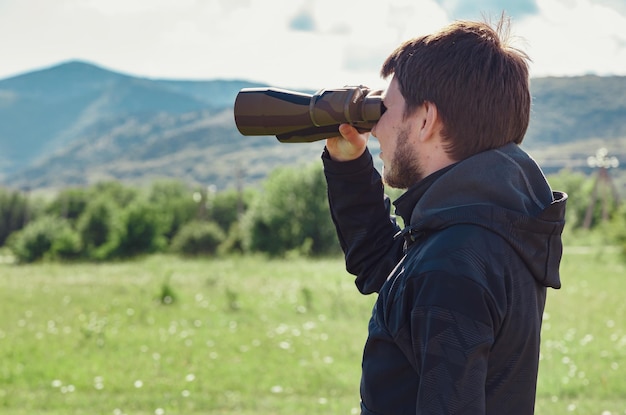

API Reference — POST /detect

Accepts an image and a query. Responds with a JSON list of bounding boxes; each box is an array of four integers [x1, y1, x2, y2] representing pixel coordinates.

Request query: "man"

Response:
[[322, 17, 567, 414]]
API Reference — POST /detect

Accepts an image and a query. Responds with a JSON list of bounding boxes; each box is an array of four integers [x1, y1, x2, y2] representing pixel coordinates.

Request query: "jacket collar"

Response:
[[393, 163, 457, 226]]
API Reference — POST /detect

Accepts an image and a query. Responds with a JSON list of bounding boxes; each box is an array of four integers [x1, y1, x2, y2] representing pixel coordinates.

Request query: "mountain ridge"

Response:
[[1, 60, 625, 191]]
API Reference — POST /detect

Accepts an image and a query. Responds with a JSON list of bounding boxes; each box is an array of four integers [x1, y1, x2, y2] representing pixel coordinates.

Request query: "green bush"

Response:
[[210, 189, 253, 232], [76, 197, 123, 260], [2, 168, 347, 261], [171, 220, 225, 256], [90, 181, 139, 208], [241, 163, 339, 257], [0, 188, 32, 246], [147, 180, 198, 242], [219, 222, 245, 255], [45, 187, 90, 222], [48, 223, 82, 260], [115, 200, 167, 257], [7, 216, 80, 263], [608, 205, 626, 258], [547, 169, 620, 230]]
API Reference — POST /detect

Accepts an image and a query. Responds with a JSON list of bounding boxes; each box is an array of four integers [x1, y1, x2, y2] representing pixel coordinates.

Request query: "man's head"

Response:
[[380, 16, 531, 161]]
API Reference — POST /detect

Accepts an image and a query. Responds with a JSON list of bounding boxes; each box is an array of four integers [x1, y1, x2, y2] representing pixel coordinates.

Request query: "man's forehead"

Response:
[[382, 76, 402, 101]]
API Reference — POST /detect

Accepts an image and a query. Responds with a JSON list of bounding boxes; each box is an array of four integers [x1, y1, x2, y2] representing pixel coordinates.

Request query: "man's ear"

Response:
[[418, 101, 441, 142]]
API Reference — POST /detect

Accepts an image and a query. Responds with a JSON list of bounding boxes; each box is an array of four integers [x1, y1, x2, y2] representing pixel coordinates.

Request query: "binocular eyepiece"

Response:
[[234, 86, 385, 143]]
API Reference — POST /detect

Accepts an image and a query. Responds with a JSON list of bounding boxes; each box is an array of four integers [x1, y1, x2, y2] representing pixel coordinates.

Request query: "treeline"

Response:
[[0, 163, 339, 263], [547, 169, 626, 249], [1, 164, 625, 264]]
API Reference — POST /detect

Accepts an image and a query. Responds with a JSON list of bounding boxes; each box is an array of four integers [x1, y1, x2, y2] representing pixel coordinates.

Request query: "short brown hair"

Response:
[[381, 16, 531, 160]]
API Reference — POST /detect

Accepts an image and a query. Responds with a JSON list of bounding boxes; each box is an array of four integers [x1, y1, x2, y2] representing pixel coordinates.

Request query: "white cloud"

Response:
[[79, 0, 199, 16], [518, 0, 626, 77], [0, 0, 624, 90]]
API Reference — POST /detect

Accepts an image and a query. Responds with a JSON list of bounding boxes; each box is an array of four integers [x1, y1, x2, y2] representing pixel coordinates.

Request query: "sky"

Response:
[[1, 0, 625, 90]]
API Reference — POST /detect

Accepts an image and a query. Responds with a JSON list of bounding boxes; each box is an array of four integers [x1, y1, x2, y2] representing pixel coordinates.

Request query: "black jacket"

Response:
[[323, 143, 567, 415]]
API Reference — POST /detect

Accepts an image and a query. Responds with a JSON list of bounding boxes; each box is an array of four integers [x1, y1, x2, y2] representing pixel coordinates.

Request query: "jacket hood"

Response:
[[394, 143, 567, 289]]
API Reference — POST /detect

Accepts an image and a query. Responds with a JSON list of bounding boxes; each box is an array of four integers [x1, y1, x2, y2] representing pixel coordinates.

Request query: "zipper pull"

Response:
[[394, 226, 423, 245]]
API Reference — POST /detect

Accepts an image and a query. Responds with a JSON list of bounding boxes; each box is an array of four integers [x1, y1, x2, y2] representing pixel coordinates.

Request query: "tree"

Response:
[[242, 163, 339, 256], [90, 181, 139, 208], [7, 216, 80, 263], [547, 170, 596, 229], [171, 220, 225, 256], [147, 180, 197, 242], [210, 189, 250, 232], [0, 188, 32, 246], [76, 197, 123, 260], [115, 199, 168, 257], [45, 187, 90, 222]]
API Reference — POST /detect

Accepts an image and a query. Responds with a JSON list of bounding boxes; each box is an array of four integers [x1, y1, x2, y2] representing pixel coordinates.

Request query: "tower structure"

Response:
[[582, 148, 620, 229]]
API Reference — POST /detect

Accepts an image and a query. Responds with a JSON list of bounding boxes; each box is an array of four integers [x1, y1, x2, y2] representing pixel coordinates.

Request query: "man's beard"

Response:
[[382, 126, 424, 189]]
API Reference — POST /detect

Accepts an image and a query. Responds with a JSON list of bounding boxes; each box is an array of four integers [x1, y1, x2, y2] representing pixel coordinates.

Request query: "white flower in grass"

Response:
[[94, 376, 104, 390]]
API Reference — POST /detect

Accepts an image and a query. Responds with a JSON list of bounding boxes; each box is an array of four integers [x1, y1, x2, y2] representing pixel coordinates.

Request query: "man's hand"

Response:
[[325, 123, 369, 162]]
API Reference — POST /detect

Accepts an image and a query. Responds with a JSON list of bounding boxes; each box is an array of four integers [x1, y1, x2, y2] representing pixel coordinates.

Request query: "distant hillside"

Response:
[[0, 61, 265, 177], [0, 61, 625, 191], [525, 76, 626, 146], [5, 108, 325, 190]]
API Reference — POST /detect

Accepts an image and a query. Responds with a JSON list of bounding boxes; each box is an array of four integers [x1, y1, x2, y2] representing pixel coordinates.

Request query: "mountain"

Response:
[[0, 61, 625, 191], [0, 61, 267, 179], [526, 76, 626, 145]]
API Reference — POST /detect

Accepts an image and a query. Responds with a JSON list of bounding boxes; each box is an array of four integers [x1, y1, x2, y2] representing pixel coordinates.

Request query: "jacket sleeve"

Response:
[[322, 147, 405, 294]]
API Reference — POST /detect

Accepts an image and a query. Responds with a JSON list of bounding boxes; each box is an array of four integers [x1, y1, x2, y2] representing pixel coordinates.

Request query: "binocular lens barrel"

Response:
[[234, 86, 385, 143]]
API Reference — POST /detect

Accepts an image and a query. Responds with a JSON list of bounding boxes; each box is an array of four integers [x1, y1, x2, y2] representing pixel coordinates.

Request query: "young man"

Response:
[[322, 17, 567, 414]]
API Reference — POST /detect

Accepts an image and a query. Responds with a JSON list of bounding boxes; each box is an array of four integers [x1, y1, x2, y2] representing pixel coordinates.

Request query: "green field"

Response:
[[0, 248, 624, 415]]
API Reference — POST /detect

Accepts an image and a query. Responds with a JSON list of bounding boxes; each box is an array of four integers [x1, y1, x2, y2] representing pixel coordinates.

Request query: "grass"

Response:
[[0, 248, 624, 415], [0, 255, 373, 415], [536, 245, 626, 415]]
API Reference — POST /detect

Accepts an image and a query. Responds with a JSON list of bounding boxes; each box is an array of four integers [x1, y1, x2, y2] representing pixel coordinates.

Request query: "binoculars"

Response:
[[234, 86, 385, 143]]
